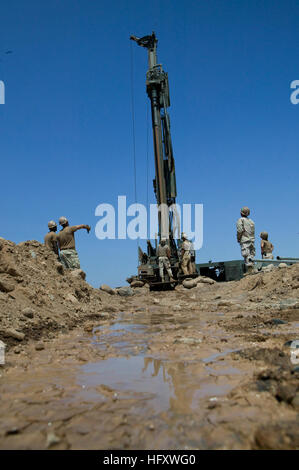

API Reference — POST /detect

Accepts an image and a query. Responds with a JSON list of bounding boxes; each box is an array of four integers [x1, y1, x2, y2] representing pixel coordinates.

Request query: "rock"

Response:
[[100, 284, 116, 295], [35, 342, 45, 351], [30, 251, 37, 259], [183, 279, 197, 289], [117, 287, 134, 297], [184, 279, 198, 289], [5, 328, 25, 341], [22, 307, 35, 319], [70, 269, 86, 281], [0, 255, 20, 277], [130, 280, 145, 288], [0, 278, 15, 293], [278, 263, 288, 269]]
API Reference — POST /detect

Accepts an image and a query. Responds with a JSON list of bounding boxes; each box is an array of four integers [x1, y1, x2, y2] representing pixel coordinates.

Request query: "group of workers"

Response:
[[157, 232, 196, 282], [236, 206, 274, 273], [44, 207, 274, 280], [44, 217, 90, 269], [156, 206, 274, 281]]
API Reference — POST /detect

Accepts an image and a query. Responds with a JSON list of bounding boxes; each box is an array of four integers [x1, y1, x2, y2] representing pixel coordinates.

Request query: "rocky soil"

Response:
[[0, 237, 298, 449]]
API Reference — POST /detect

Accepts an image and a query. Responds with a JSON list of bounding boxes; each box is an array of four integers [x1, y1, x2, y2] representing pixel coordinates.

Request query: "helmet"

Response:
[[59, 216, 68, 226], [181, 232, 187, 240], [260, 231, 268, 240], [240, 206, 250, 217], [48, 220, 57, 229]]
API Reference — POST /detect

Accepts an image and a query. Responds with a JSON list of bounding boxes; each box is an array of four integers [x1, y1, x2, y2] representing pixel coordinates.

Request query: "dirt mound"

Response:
[[0, 238, 122, 348], [1, 235, 298, 350]]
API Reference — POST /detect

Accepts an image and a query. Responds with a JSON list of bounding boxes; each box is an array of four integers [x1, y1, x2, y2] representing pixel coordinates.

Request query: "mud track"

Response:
[[1, 295, 298, 449]]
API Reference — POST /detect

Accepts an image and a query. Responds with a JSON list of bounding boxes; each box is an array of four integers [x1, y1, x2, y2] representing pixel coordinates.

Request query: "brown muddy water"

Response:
[[0, 308, 298, 449]]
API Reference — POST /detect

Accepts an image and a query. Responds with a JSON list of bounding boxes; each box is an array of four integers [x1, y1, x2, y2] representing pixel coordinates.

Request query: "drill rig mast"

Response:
[[130, 32, 194, 288]]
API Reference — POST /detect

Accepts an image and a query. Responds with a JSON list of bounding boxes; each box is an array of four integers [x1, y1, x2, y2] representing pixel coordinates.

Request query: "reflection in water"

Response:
[[141, 357, 196, 413], [79, 354, 236, 414]]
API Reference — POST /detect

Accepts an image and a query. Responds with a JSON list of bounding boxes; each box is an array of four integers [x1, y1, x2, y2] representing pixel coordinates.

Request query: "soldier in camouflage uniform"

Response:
[[44, 220, 59, 256], [57, 217, 91, 269], [181, 232, 193, 275], [157, 239, 174, 282], [260, 231, 274, 259], [236, 207, 255, 273]]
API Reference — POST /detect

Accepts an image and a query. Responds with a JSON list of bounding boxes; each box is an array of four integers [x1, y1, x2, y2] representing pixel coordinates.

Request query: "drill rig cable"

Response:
[[129, 41, 139, 248], [146, 100, 150, 211]]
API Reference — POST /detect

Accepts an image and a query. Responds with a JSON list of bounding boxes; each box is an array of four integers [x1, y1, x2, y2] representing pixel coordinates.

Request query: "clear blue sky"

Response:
[[1, 0, 298, 287]]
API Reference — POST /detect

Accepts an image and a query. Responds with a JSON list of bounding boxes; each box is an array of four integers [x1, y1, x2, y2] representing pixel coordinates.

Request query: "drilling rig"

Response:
[[130, 32, 197, 290]]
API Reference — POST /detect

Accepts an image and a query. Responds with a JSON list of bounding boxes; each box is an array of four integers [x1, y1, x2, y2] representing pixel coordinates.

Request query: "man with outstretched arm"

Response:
[[56, 216, 90, 269]]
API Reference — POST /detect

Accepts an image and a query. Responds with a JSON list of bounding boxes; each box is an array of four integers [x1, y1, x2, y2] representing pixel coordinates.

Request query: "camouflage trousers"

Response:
[[240, 241, 255, 266], [60, 249, 80, 270], [181, 252, 192, 275], [158, 256, 173, 281]]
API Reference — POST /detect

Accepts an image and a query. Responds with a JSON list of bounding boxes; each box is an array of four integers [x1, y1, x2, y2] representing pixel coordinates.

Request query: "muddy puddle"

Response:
[[1, 307, 298, 449], [75, 314, 245, 416]]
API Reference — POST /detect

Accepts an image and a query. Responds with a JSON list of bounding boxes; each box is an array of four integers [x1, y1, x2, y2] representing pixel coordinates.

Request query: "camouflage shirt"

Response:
[[236, 217, 255, 243]]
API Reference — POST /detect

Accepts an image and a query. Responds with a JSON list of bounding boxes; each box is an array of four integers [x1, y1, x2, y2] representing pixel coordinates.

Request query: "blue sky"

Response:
[[0, 0, 298, 287]]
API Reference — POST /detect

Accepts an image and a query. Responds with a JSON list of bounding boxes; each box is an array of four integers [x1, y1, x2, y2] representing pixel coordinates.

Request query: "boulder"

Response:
[[183, 279, 197, 289], [100, 284, 116, 295], [117, 286, 134, 297], [278, 263, 288, 269], [130, 280, 145, 288]]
